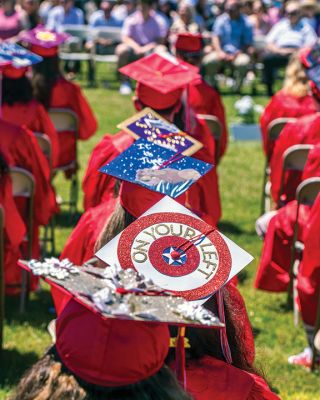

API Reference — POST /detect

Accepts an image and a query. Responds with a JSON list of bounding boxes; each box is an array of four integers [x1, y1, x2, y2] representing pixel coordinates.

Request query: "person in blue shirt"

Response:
[[262, 0, 317, 96], [46, 0, 84, 32], [203, 0, 254, 92]]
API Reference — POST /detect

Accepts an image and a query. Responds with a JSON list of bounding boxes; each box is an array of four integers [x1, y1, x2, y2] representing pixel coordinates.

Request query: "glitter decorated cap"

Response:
[[99, 138, 212, 200], [19, 25, 69, 57], [0, 42, 42, 78], [119, 52, 200, 110], [19, 259, 223, 387], [96, 196, 254, 303]]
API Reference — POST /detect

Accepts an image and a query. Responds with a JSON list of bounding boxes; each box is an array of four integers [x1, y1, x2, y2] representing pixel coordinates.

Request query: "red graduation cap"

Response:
[[175, 33, 203, 53], [119, 53, 200, 110], [56, 299, 170, 387], [2, 65, 29, 79]]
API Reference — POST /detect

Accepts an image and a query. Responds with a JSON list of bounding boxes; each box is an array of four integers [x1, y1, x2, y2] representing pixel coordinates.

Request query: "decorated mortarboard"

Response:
[[0, 42, 42, 78], [99, 138, 212, 199], [117, 107, 202, 156], [120, 52, 200, 110], [96, 196, 253, 303], [19, 25, 69, 57], [19, 258, 222, 388]]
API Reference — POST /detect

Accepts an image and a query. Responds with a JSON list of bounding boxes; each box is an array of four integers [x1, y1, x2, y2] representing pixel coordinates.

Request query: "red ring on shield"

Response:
[[148, 236, 200, 277], [117, 212, 232, 301]]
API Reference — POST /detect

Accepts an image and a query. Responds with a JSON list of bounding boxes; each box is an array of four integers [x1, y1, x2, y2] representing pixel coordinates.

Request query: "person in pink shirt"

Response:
[[116, 0, 168, 94], [0, 0, 28, 40]]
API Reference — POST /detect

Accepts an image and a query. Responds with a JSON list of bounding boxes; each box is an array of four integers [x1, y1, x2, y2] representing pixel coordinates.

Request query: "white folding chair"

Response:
[[261, 117, 297, 214], [278, 144, 314, 208], [91, 26, 121, 63], [59, 24, 91, 62], [287, 177, 320, 312], [9, 167, 35, 313], [34, 133, 55, 256], [196, 114, 222, 164], [0, 205, 4, 350], [49, 108, 79, 216]]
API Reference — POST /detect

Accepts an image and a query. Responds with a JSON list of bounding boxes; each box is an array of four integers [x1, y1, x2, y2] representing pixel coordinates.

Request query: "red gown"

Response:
[[49, 78, 98, 167], [2, 100, 60, 168], [0, 119, 57, 266], [270, 113, 320, 205], [297, 194, 320, 326], [255, 146, 320, 292], [260, 90, 318, 158], [184, 356, 280, 400], [187, 78, 228, 162], [82, 131, 133, 211], [61, 197, 118, 266], [0, 173, 26, 292]]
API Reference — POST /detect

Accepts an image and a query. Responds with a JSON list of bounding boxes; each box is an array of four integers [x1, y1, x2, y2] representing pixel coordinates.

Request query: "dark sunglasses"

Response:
[[286, 10, 299, 16]]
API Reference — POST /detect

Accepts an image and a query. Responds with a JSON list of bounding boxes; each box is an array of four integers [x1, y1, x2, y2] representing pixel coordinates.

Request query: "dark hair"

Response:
[[32, 55, 62, 109], [2, 76, 33, 105], [95, 204, 262, 378], [11, 346, 192, 400]]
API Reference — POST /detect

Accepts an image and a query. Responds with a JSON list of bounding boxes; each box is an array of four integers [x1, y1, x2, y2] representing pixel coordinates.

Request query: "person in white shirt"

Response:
[[262, 0, 317, 96]]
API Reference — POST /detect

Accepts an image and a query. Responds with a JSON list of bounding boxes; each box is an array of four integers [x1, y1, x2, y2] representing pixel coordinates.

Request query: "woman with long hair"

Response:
[[260, 52, 319, 159], [1, 64, 60, 168], [21, 26, 98, 169], [91, 194, 279, 399], [11, 282, 191, 400]]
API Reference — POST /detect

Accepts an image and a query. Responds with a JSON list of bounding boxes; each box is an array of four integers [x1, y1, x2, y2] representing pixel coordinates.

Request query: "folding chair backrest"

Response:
[[296, 177, 320, 206], [196, 114, 222, 162], [62, 24, 89, 40], [0, 205, 4, 350], [91, 26, 122, 43], [283, 144, 313, 172], [49, 108, 79, 133], [34, 133, 52, 167], [267, 117, 297, 141]]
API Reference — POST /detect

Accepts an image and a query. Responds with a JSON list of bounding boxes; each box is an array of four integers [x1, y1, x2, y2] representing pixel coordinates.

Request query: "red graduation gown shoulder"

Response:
[[260, 90, 318, 157], [0, 119, 57, 226], [188, 79, 228, 161], [185, 356, 280, 400], [297, 194, 320, 326], [1, 100, 60, 168], [61, 197, 118, 266], [82, 131, 133, 210], [270, 113, 320, 204], [50, 77, 98, 140], [0, 173, 26, 290]]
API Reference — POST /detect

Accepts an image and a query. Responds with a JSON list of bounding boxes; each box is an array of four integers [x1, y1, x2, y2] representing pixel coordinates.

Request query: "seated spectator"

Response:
[[38, 0, 59, 24], [260, 52, 319, 158], [116, 0, 168, 95], [0, 0, 28, 40], [157, 0, 175, 26], [21, 0, 40, 28], [86, 0, 123, 83], [203, 0, 254, 92], [170, 1, 203, 35], [196, 0, 215, 31], [46, 0, 84, 32], [88, 0, 122, 27], [300, 0, 320, 33], [248, 0, 272, 37], [111, 0, 136, 23], [262, 1, 317, 96]]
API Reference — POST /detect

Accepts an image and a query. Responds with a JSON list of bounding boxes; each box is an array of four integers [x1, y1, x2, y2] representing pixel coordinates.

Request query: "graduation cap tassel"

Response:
[[217, 290, 233, 364], [175, 326, 187, 389]]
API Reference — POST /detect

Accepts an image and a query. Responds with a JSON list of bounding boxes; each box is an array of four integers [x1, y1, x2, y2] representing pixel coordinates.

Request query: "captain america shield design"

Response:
[[117, 212, 232, 301]]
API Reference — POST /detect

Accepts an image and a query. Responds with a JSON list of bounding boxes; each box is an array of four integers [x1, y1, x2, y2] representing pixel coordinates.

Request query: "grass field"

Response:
[[1, 71, 319, 399]]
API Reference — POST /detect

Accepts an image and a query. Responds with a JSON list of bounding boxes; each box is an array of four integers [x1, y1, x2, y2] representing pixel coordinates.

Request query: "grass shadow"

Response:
[[54, 210, 82, 228], [0, 348, 39, 388], [218, 220, 245, 235], [5, 290, 54, 328]]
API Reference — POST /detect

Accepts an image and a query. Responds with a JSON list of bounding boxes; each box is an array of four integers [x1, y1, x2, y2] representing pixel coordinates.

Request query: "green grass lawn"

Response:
[[1, 72, 319, 399]]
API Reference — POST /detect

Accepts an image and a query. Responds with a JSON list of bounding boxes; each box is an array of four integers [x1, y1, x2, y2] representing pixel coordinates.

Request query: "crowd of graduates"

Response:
[[0, 10, 319, 400]]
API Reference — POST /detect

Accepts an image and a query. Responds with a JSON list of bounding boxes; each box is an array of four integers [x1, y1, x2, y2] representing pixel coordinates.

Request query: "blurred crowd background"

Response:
[[1, 0, 319, 95]]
